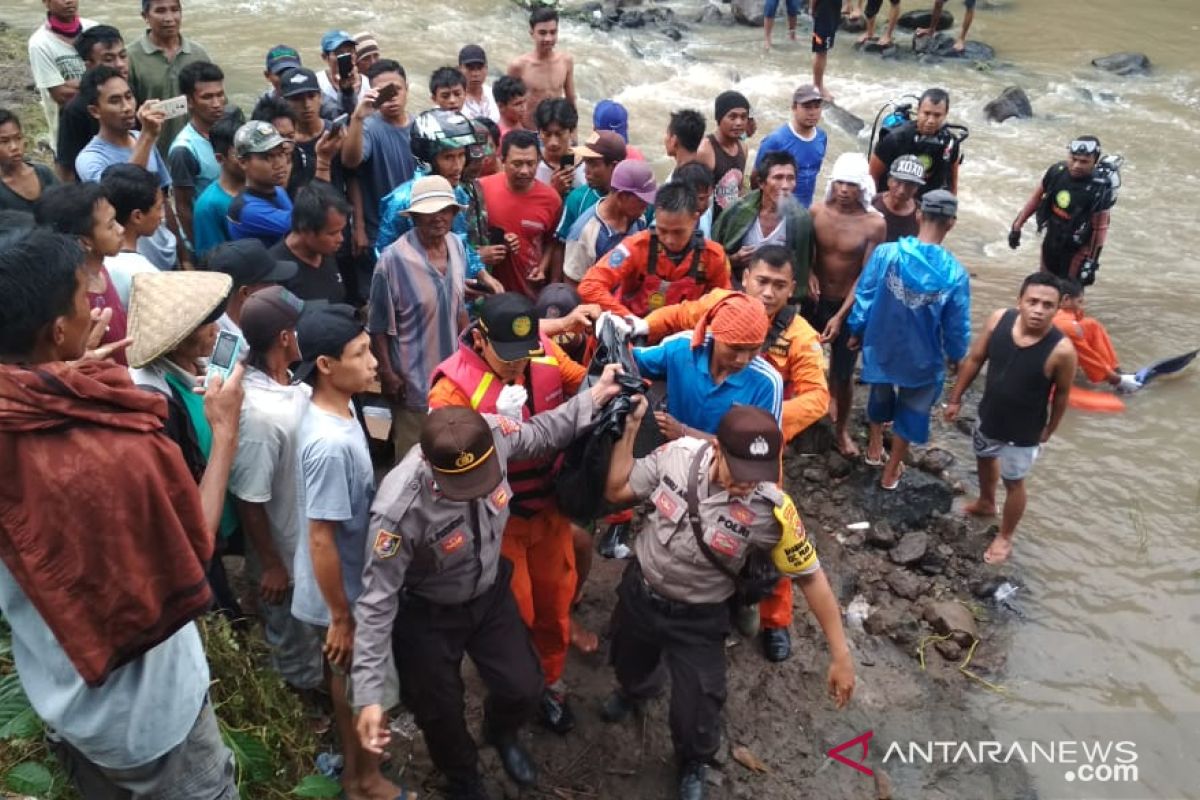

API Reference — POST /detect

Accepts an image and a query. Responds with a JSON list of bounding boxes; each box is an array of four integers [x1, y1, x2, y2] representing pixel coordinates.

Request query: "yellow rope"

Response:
[[916, 633, 1008, 694]]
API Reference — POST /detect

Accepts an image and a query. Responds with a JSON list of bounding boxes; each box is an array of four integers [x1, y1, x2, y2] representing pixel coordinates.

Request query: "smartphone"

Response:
[[373, 82, 399, 108], [330, 113, 349, 133], [205, 331, 242, 386], [336, 52, 354, 80], [157, 95, 189, 120], [488, 226, 508, 247], [560, 152, 575, 169]]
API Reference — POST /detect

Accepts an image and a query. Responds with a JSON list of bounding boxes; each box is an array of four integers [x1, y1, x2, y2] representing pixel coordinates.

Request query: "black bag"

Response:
[[686, 445, 780, 605]]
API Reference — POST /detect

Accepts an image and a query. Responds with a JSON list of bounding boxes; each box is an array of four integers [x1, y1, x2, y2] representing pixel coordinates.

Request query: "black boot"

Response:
[[538, 687, 576, 734], [678, 761, 708, 800], [597, 521, 632, 559], [761, 626, 792, 662], [484, 727, 538, 788], [600, 690, 641, 724]]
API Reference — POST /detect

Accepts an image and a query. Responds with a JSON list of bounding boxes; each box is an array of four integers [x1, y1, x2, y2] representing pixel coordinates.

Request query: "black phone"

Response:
[[560, 153, 575, 169], [329, 113, 349, 133], [373, 82, 399, 107], [336, 52, 354, 80], [466, 278, 496, 295], [488, 226, 507, 247]]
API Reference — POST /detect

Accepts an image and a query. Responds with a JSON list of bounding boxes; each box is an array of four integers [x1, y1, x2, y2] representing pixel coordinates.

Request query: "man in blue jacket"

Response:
[[845, 189, 970, 490]]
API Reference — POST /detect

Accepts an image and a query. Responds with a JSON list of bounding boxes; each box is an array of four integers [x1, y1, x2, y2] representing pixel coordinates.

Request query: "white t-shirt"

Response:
[[744, 216, 787, 248], [27, 19, 96, 149], [463, 85, 501, 123], [535, 159, 586, 190], [227, 368, 312, 576], [104, 250, 158, 308]]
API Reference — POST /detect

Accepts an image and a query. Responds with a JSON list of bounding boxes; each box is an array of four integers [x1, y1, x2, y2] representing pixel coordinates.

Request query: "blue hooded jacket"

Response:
[[846, 236, 971, 388]]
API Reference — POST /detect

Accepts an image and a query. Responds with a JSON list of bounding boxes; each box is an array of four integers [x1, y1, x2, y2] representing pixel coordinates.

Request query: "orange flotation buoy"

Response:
[[1067, 386, 1126, 413]]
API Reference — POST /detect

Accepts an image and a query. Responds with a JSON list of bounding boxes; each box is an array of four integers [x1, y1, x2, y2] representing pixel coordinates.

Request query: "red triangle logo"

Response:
[[827, 730, 874, 776]]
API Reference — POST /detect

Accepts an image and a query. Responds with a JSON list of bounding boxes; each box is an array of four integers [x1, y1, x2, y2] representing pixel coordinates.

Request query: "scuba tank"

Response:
[[1092, 154, 1124, 210], [866, 94, 920, 157]]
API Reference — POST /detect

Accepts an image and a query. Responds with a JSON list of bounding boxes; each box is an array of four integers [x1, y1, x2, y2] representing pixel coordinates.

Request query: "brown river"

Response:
[[11, 0, 1199, 796]]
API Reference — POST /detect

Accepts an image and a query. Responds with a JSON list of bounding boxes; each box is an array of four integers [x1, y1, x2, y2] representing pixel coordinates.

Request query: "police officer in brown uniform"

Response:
[[352, 365, 624, 800], [602, 403, 856, 800]]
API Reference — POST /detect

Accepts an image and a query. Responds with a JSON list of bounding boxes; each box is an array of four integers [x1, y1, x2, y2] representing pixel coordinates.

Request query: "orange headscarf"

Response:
[[691, 291, 769, 348]]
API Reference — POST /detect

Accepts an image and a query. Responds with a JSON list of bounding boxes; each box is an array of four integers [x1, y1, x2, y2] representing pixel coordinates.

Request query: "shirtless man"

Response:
[[507, 7, 576, 131], [806, 152, 885, 456], [945, 273, 1077, 564]]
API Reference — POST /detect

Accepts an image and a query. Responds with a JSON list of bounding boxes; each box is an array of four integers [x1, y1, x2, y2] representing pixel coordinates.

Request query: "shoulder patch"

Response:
[[373, 529, 402, 560], [608, 246, 627, 268]]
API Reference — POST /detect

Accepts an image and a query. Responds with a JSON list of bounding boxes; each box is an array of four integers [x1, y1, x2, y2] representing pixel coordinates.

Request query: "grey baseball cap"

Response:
[[889, 154, 927, 185], [234, 121, 287, 158], [920, 189, 958, 218]]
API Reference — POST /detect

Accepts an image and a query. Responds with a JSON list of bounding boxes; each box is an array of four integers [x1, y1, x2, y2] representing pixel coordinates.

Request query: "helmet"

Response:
[[467, 117, 497, 162], [411, 109, 476, 167]]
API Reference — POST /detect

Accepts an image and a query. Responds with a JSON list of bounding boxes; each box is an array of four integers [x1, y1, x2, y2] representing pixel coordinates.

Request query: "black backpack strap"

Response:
[[761, 305, 797, 355], [686, 443, 740, 582]]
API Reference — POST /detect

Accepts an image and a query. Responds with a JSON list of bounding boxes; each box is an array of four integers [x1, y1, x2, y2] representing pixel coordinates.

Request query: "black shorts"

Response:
[[812, 0, 841, 53], [802, 297, 858, 381]]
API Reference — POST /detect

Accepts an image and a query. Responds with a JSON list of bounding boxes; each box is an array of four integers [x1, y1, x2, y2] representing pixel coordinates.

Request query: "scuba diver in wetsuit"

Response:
[[868, 87, 967, 197]]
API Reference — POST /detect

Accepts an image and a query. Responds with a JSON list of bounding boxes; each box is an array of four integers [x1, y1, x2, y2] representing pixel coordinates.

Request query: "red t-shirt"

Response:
[[88, 265, 129, 366], [479, 173, 562, 298]]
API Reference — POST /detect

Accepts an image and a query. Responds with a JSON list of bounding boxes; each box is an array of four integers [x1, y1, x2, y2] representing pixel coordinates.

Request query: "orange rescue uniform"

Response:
[[428, 335, 586, 687], [644, 288, 829, 629], [1054, 309, 1119, 385]]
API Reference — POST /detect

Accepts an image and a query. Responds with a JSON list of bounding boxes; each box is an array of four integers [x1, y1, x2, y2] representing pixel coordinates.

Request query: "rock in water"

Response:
[[889, 531, 929, 565], [855, 468, 953, 528], [983, 86, 1033, 123], [731, 0, 764, 27], [896, 8, 954, 32], [840, 15, 867, 33], [914, 32, 995, 61], [695, 3, 723, 24], [1091, 52, 1151, 76], [822, 102, 866, 138]]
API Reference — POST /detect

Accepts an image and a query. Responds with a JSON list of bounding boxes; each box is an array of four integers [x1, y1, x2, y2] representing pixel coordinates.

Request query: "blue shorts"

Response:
[[765, 0, 802, 18], [867, 383, 942, 445]]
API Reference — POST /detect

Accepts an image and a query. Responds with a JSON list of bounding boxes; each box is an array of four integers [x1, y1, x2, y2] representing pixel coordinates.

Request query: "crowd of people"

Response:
[[0, 1, 1138, 799]]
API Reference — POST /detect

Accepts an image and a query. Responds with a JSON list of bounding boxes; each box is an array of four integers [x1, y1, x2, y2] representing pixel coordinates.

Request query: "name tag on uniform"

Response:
[[707, 529, 743, 558], [440, 530, 467, 555], [487, 484, 510, 513], [651, 485, 685, 524], [373, 529, 402, 559]]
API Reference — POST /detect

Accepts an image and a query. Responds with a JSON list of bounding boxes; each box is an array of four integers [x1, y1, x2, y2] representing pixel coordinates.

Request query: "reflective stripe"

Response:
[[470, 372, 495, 410], [531, 356, 559, 366]]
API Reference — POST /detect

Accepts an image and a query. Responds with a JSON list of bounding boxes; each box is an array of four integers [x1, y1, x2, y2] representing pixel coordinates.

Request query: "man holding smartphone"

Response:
[[316, 30, 368, 115]]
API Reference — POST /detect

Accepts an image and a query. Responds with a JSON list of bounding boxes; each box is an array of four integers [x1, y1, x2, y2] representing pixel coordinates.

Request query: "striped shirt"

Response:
[[633, 332, 784, 433], [367, 231, 467, 410]]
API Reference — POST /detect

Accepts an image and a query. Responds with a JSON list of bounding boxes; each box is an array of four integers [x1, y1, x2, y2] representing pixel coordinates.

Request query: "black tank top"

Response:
[[978, 309, 1064, 446], [707, 133, 746, 211]]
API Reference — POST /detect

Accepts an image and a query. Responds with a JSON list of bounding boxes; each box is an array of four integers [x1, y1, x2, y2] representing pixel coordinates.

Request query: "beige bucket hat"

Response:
[[127, 271, 233, 369]]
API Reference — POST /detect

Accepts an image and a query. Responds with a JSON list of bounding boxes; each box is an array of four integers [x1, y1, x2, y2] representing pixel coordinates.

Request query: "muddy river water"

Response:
[[11, 0, 1199, 795]]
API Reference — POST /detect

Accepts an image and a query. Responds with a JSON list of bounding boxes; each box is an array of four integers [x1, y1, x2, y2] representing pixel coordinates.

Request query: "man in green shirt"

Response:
[[128, 0, 210, 156]]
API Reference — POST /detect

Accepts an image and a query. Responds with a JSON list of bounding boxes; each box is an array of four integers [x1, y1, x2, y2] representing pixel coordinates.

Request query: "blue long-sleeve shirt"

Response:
[[374, 171, 485, 279], [846, 236, 971, 388]]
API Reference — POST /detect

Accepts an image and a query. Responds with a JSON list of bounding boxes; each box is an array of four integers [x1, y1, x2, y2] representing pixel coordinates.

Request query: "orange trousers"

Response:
[[759, 577, 793, 629], [502, 505, 577, 687]]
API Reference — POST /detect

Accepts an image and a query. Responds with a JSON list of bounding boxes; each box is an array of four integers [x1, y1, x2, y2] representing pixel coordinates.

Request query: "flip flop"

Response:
[[864, 450, 889, 467], [881, 464, 904, 491]]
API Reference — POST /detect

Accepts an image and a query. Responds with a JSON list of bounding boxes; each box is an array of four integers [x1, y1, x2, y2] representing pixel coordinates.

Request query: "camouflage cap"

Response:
[[234, 121, 287, 158]]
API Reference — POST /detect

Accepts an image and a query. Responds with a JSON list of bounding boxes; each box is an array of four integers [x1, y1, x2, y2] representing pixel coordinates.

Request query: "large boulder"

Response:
[[731, 0, 764, 27], [853, 467, 954, 529], [914, 32, 995, 61], [695, 3, 724, 24], [984, 87, 1032, 123], [1091, 52, 1151, 76], [896, 8, 954, 32]]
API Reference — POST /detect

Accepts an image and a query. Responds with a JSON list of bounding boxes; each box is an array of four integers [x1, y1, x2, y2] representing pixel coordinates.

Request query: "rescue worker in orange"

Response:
[[427, 291, 588, 734], [577, 181, 731, 317], [637, 243, 829, 662], [1054, 279, 1142, 393]]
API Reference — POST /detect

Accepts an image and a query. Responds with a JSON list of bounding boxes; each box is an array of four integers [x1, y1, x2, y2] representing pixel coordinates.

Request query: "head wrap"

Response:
[[714, 90, 750, 123], [692, 292, 769, 349], [824, 152, 878, 212]]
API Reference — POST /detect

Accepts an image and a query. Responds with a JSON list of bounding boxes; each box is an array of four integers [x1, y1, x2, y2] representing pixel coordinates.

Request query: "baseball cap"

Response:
[[293, 303, 365, 383], [265, 45, 302, 75], [592, 99, 629, 142], [792, 84, 823, 105], [234, 121, 287, 157], [573, 130, 626, 162], [889, 154, 926, 185], [717, 405, 783, 484], [240, 286, 305, 352], [536, 282, 581, 319], [353, 32, 379, 61], [920, 189, 958, 218], [420, 406, 503, 501], [610, 159, 658, 204], [402, 175, 467, 216], [206, 239, 298, 287], [320, 30, 355, 54], [458, 44, 487, 66], [477, 293, 544, 362], [281, 67, 321, 99]]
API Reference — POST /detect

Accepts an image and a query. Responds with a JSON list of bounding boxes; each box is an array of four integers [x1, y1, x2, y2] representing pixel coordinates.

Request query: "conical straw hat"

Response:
[[126, 271, 233, 368]]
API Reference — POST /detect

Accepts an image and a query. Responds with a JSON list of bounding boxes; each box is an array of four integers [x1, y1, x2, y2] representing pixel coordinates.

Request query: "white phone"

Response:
[[156, 95, 189, 120]]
